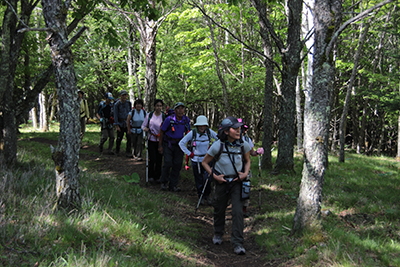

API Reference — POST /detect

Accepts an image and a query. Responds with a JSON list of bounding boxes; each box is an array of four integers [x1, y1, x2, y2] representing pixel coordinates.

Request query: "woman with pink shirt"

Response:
[[142, 99, 165, 183]]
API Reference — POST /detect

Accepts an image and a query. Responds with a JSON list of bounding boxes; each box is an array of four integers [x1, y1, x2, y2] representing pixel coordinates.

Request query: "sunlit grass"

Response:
[[3, 127, 400, 266]]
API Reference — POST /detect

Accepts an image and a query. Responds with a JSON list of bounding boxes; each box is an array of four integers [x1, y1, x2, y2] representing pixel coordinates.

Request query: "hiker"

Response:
[[78, 90, 90, 148], [201, 116, 251, 255], [179, 115, 218, 205], [96, 92, 115, 155], [158, 102, 191, 192], [238, 118, 264, 217], [127, 99, 146, 160], [142, 99, 165, 183], [113, 90, 132, 157]]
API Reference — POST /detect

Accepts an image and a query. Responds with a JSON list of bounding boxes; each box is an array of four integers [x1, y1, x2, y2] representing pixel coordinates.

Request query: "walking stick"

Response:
[[258, 154, 262, 210], [146, 138, 149, 185], [195, 177, 209, 213]]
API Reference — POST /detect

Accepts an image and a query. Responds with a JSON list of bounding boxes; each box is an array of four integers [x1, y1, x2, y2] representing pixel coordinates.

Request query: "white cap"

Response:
[[194, 115, 209, 126]]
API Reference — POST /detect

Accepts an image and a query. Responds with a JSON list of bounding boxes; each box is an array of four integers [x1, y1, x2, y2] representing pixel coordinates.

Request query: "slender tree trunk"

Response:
[[292, 0, 342, 233], [339, 23, 369, 162], [42, 0, 84, 210], [250, 0, 274, 169], [31, 105, 38, 129], [49, 91, 57, 122], [128, 24, 141, 101], [39, 92, 49, 132], [296, 76, 303, 151], [203, 9, 230, 116]]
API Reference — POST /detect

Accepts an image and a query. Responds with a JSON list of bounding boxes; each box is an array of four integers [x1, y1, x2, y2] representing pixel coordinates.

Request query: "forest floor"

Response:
[[30, 137, 284, 267]]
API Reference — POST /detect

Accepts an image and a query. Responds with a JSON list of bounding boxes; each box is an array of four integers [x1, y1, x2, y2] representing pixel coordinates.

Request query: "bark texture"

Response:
[[273, 0, 303, 173], [292, 0, 342, 233], [250, 0, 274, 169], [42, 0, 82, 210]]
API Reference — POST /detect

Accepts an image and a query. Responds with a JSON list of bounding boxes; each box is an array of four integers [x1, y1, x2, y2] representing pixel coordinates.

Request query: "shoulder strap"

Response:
[[214, 142, 224, 162]]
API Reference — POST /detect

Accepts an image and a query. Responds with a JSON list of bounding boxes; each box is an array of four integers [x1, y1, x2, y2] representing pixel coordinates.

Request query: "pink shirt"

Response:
[[141, 112, 163, 142]]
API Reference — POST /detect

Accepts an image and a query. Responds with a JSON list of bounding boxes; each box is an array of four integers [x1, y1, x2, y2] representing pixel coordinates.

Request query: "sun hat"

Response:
[[194, 115, 209, 126]]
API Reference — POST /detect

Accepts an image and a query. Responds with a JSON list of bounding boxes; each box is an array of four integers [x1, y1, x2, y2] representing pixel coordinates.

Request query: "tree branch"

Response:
[[326, 0, 394, 57], [60, 26, 88, 50], [17, 27, 54, 33]]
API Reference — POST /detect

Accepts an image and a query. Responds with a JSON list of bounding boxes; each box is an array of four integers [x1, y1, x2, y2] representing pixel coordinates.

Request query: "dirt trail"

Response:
[[31, 137, 279, 267]]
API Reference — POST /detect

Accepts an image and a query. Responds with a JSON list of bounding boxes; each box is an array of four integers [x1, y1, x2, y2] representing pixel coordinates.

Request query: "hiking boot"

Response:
[[170, 186, 181, 192], [108, 151, 115, 155], [233, 246, 246, 255], [212, 235, 222, 245], [161, 183, 168, 191]]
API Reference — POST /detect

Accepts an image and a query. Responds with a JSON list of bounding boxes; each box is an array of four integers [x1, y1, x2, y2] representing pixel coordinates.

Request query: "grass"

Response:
[[2, 122, 400, 266]]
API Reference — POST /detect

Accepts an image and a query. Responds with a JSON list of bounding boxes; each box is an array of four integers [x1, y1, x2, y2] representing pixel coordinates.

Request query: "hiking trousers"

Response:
[[192, 161, 211, 197], [99, 127, 115, 152], [148, 140, 162, 180], [160, 143, 184, 190], [116, 127, 131, 154], [213, 181, 244, 248], [130, 132, 143, 158]]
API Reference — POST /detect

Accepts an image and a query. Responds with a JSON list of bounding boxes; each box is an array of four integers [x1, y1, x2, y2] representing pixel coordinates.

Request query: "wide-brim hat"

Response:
[[173, 102, 185, 109], [194, 115, 209, 126], [220, 116, 243, 130], [78, 90, 84, 94]]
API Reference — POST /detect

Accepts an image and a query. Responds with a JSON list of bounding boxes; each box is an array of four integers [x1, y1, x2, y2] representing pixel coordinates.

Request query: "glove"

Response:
[[257, 147, 264, 155], [190, 151, 194, 158], [185, 165, 190, 171]]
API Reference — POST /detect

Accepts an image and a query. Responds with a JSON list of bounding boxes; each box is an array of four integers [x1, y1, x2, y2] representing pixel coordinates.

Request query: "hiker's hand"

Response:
[[144, 127, 149, 132], [190, 151, 194, 158], [234, 172, 247, 182], [213, 173, 226, 184], [257, 147, 264, 155], [116, 125, 121, 132], [185, 165, 190, 171], [158, 146, 163, 154]]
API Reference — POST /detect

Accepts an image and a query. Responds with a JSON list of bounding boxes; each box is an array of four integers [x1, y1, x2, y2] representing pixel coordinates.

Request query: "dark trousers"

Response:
[[192, 161, 211, 197], [99, 127, 115, 152], [160, 142, 184, 190], [116, 127, 131, 154], [213, 181, 244, 248], [148, 140, 162, 180]]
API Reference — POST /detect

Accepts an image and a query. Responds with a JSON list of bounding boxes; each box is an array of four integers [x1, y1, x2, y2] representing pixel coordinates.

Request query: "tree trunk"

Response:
[[0, 0, 18, 166], [292, 0, 341, 233], [31, 105, 38, 129], [203, 10, 230, 116], [39, 92, 49, 132], [42, 0, 83, 210], [49, 91, 57, 122], [274, 0, 303, 173], [296, 75, 303, 151], [339, 23, 369, 162], [128, 24, 142, 101], [250, 0, 274, 170]]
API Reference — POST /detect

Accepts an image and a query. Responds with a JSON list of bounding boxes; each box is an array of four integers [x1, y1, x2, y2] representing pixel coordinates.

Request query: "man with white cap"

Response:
[[179, 115, 218, 205]]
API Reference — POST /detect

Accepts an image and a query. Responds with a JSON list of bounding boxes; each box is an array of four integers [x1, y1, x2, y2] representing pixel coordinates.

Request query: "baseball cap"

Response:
[[173, 102, 185, 109], [119, 90, 128, 96], [220, 116, 243, 130], [105, 92, 114, 100]]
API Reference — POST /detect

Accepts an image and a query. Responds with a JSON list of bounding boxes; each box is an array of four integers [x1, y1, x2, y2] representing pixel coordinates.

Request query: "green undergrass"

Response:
[[2, 122, 400, 266]]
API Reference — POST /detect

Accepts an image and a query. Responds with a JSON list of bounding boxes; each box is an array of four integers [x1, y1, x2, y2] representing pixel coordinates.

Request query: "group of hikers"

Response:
[[79, 89, 264, 255]]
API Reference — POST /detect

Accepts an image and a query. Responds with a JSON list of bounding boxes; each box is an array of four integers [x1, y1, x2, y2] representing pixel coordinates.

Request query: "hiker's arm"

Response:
[[126, 114, 132, 133], [236, 151, 251, 182], [96, 113, 101, 120], [202, 154, 225, 184], [158, 130, 164, 154]]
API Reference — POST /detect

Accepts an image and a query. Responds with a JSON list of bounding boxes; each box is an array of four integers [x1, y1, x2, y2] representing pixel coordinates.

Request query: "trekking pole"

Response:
[[145, 142, 148, 184], [258, 154, 262, 210], [195, 177, 209, 213]]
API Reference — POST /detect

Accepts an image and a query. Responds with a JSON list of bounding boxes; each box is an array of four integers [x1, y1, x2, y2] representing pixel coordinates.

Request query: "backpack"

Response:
[[147, 111, 166, 127], [167, 114, 190, 134], [213, 139, 246, 165], [187, 128, 213, 152], [130, 108, 147, 128]]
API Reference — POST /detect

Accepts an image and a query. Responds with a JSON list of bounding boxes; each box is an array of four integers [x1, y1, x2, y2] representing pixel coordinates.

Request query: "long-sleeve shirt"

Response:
[[113, 100, 132, 128], [179, 128, 218, 163]]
